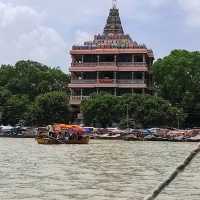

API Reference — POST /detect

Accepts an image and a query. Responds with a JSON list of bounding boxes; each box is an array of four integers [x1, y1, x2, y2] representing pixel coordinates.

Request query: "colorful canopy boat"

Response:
[[36, 124, 90, 145]]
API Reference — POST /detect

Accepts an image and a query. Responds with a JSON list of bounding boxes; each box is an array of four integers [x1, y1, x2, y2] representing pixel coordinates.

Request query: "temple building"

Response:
[[68, 3, 154, 110]]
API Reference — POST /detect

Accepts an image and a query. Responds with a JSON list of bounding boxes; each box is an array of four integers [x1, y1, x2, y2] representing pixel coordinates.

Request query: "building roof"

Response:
[[71, 5, 154, 56], [103, 7, 124, 35]]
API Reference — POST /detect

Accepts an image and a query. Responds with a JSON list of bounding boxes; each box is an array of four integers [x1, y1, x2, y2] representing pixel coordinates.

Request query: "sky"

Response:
[[0, 0, 200, 73]]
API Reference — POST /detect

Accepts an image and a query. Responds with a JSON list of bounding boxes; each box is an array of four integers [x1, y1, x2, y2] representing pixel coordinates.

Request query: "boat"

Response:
[[36, 124, 90, 145], [36, 135, 90, 145], [95, 133, 122, 140]]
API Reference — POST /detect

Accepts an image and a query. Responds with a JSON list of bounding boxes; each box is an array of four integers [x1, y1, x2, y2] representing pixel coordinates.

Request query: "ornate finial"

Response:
[[112, 0, 117, 9]]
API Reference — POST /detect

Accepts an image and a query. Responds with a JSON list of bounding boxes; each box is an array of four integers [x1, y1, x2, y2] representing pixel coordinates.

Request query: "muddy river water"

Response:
[[0, 139, 199, 200]]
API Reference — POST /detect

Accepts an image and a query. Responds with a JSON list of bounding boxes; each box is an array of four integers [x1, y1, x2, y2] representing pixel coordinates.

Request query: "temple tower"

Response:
[[68, 3, 154, 120]]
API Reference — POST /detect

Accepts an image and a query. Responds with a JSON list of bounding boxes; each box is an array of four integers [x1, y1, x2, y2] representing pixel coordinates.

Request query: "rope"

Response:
[[144, 143, 200, 200]]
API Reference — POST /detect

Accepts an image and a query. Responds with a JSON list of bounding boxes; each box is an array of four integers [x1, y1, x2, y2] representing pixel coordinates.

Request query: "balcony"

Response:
[[71, 62, 146, 67], [71, 79, 96, 84], [69, 79, 146, 88], [117, 62, 146, 66], [69, 96, 90, 105], [117, 79, 145, 84]]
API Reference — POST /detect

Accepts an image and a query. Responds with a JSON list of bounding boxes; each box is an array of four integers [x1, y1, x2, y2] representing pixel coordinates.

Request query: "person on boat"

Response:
[[64, 131, 70, 141]]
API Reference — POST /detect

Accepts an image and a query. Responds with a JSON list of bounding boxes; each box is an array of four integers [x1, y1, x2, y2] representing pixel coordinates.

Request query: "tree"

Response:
[[1, 95, 30, 125], [81, 94, 121, 128], [81, 94, 184, 128], [0, 60, 71, 125], [28, 91, 70, 126], [0, 60, 70, 99], [153, 50, 200, 127]]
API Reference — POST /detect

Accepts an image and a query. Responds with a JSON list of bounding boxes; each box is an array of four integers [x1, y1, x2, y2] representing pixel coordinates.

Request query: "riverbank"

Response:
[[1, 125, 200, 142], [92, 128, 200, 142]]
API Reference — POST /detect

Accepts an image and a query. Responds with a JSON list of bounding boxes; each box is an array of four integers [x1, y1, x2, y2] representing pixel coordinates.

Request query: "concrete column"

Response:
[[114, 55, 117, 64], [114, 72, 117, 84], [97, 71, 99, 83], [143, 54, 145, 63], [72, 56, 75, 64], [81, 55, 84, 63], [114, 88, 117, 96], [132, 72, 134, 83], [97, 88, 99, 95], [142, 88, 145, 94], [142, 72, 145, 83], [132, 54, 135, 63], [81, 89, 83, 99], [81, 72, 83, 79], [97, 55, 100, 65], [132, 88, 134, 95]]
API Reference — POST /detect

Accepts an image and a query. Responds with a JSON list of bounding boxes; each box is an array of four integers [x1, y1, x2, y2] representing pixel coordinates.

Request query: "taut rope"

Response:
[[144, 143, 200, 200]]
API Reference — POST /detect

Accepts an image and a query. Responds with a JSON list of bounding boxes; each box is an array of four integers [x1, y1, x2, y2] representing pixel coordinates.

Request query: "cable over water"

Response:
[[144, 143, 200, 200]]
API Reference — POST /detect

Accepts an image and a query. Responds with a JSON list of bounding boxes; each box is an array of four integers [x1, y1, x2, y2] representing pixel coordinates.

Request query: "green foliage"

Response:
[[0, 60, 70, 99], [1, 95, 30, 125], [153, 49, 200, 127], [28, 92, 70, 126], [0, 60, 70, 125], [81, 94, 184, 128], [81, 94, 121, 128]]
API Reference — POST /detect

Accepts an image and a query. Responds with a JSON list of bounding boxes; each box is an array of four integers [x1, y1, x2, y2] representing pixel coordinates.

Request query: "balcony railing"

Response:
[[117, 79, 145, 84], [70, 79, 145, 85], [117, 62, 146, 66], [98, 62, 116, 66], [71, 62, 146, 67], [71, 62, 95, 67], [71, 79, 96, 84], [69, 96, 91, 105]]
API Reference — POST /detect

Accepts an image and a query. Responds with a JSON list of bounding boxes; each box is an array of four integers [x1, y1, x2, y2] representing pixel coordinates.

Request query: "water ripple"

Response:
[[0, 139, 199, 200]]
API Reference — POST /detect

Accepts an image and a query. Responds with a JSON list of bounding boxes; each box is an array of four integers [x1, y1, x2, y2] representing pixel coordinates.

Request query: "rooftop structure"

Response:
[[68, 3, 154, 108]]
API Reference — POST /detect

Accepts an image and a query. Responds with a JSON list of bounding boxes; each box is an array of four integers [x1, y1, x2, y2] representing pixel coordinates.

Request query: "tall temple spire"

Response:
[[112, 0, 117, 9], [103, 2, 124, 36]]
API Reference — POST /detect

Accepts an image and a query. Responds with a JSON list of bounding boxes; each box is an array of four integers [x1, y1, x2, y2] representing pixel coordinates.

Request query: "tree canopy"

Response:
[[153, 50, 200, 127], [0, 60, 70, 99], [28, 91, 70, 126], [0, 60, 70, 126], [81, 94, 184, 128]]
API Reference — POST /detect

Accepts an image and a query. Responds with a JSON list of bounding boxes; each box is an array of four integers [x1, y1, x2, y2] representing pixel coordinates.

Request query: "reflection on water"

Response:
[[0, 139, 199, 200]]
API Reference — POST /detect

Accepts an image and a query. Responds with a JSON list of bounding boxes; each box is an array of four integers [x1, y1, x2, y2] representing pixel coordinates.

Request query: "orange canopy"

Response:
[[52, 124, 84, 134]]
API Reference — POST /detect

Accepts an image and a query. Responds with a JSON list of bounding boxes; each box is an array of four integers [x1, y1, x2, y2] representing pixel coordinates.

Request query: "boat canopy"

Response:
[[52, 124, 84, 134]]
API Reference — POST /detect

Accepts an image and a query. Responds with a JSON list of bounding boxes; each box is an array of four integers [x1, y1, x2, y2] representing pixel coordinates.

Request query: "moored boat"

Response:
[[36, 135, 90, 145], [36, 124, 90, 145]]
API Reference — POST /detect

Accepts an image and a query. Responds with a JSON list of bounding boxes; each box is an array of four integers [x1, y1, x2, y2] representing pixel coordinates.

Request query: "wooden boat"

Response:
[[95, 134, 122, 140], [36, 135, 90, 145]]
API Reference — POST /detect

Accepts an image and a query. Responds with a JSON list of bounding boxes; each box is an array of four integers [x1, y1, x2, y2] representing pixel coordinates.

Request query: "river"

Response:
[[0, 139, 199, 200]]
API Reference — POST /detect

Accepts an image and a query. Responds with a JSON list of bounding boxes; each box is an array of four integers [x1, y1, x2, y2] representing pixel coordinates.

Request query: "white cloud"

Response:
[[0, 2, 66, 71], [74, 30, 94, 45], [178, 0, 200, 27]]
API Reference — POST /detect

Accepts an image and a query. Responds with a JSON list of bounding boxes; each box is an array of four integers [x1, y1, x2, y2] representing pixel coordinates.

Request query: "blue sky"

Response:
[[0, 0, 200, 73]]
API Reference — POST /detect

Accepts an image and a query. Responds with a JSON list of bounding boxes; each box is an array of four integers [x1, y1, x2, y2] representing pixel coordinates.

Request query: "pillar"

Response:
[[81, 55, 84, 63], [132, 54, 135, 63], [72, 56, 75, 64], [97, 55, 100, 65], [114, 88, 117, 96], [81, 89, 83, 99], [132, 72, 134, 83], [143, 54, 145, 63], [114, 55, 117, 63], [114, 72, 117, 83], [142, 72, 145, 83], [142, 88, 145, 94], [132, 88, 134, 95], [97, 71, 99, 83]]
